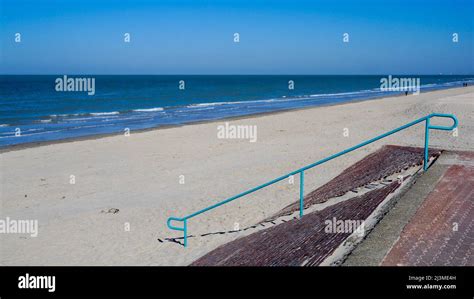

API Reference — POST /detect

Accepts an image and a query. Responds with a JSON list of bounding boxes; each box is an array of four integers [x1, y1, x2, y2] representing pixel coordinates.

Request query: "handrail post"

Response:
[[299, 171, 304, 218], [184, 219, 188, 247], [424, 117, 430, 171]]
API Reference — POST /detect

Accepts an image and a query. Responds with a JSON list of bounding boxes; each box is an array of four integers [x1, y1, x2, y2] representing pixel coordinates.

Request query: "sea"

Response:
[[1, 75, 473, 148]]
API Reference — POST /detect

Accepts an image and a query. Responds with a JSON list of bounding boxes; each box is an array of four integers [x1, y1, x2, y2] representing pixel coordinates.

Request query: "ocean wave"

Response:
[[90, 111, 120, 116], [52, 111, 121, 117], [186, 98, 283, 108], [174, 107, 216, 113], [0, 129, 66, 138], [187, 102, 228, 108], [309, 89, 378, 97], [50, 113, 81, 118], [0, 127, 46, 138], [60, 117, 93, 122], [133, 107, 164, 112]]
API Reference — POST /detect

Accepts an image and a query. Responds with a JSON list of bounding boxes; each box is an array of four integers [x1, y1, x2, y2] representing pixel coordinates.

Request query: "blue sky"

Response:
[[1, 0, 473, 74]]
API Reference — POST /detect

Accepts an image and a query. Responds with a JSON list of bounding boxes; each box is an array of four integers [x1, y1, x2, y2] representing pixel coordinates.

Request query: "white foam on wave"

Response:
[[60, 117, 91, 122], [186, 98, 283, 109], [187, 102, 227, 108], [133, 107, 164, 112], [90, 111, 120, 116], [0, 129, 65, 138], [310, 89, 378, 97], [50, 113, 82, 118]]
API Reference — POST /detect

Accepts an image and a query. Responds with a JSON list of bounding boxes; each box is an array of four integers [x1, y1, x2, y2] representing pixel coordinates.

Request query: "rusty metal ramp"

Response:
[[191, 145, 441, 266]]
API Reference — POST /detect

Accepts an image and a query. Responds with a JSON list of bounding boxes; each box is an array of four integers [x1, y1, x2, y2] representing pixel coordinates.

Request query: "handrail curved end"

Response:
[[167, 216, 185, 231], [428, 113, 458, 131]]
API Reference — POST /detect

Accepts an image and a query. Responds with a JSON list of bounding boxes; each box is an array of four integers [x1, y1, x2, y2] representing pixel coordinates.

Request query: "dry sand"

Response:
[[1, 86, 473, 266]]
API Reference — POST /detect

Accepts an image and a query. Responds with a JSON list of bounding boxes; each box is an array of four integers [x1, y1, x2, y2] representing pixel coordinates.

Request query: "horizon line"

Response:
[[2, 73, 474, 76]]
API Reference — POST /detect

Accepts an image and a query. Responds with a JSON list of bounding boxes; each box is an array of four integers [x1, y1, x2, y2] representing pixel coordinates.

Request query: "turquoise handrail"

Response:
[[167, 113, 458, 247]]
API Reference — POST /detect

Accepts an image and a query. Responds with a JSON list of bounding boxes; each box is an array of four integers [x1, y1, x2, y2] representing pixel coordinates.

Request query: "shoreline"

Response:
[[0, 86, 466, 154]]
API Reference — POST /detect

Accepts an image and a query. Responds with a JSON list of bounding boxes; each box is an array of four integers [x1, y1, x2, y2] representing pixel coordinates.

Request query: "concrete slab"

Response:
[[381, 152, 474, 266]]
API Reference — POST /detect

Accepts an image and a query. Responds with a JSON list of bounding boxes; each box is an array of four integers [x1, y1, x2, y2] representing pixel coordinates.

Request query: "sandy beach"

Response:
[[1, 86, 473, 266]]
